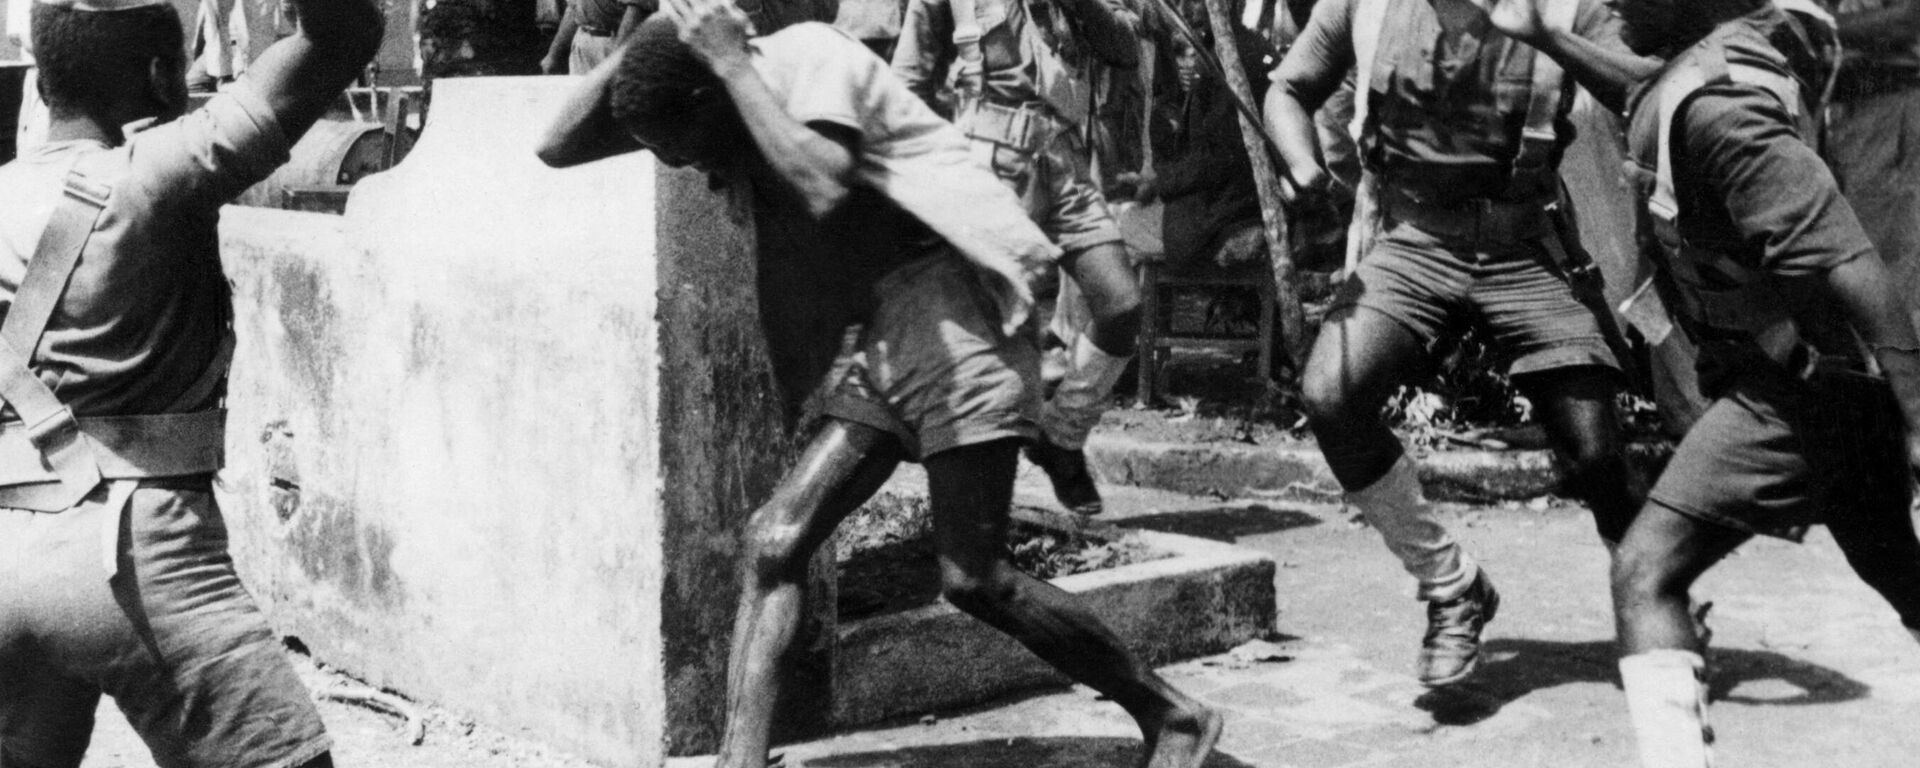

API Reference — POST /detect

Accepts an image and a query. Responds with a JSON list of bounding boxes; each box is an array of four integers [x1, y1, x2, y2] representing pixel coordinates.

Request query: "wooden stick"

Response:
[[1200, 0, 1307, 365]]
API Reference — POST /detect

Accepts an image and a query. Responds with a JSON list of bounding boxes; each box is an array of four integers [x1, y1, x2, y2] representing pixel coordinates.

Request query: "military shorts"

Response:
[[1331, 217, 1620, 377], [0, 481, 329, 768], [821, 252, 1042, 460], [965, 122, 1124, 256], [1649, 362, 1910, 541]]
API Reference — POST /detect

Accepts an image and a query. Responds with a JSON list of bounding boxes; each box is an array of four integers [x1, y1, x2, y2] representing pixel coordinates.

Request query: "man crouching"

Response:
[[536, 6, 1222, 768]]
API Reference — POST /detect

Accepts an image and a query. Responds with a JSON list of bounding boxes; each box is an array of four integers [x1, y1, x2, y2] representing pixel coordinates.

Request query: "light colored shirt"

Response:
[[0, 78, 289, 416]]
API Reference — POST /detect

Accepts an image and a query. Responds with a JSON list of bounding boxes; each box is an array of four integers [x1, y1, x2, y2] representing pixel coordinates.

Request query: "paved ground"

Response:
[[78, 463, 1920, 767]]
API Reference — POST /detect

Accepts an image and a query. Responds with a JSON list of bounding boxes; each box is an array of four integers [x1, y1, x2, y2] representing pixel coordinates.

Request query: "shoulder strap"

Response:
[[950, 0, 987, 92], [0, 168, 111, 509], [1347, 0, 1392, 149], [1507, 0, 1582, 196], [1651, 56, 1798, 229]]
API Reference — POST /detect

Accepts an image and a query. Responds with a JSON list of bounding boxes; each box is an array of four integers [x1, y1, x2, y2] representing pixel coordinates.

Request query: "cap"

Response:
[[31, 0, 172, 10]]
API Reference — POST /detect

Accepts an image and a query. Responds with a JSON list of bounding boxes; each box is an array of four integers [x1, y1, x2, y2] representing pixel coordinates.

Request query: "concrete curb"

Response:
[[830, 508, 1276, 727], [1086, 433, 1671, 503]]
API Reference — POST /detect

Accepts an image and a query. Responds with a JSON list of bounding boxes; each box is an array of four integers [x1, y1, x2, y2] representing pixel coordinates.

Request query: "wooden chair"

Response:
[[1135, 254, 1277, 406]]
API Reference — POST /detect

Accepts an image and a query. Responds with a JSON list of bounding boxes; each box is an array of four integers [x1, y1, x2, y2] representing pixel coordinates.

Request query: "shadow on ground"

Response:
[[797, 737, 1260, 768], [1119, 505, 1322, 542], [1411, 638, 1870, 726]]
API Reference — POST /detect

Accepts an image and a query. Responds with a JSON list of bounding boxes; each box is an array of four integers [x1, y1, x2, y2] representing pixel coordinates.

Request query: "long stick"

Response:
[[1199, 0, 1307, 365]]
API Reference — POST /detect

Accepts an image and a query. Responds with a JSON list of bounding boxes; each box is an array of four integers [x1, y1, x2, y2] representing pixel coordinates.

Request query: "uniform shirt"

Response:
[[0, 80, 288, 417], [1272, 0, 1626, 200], [891, 0, 1138, 113], [740, 23, 1058, 415], [1631, 15, 1870, 363]]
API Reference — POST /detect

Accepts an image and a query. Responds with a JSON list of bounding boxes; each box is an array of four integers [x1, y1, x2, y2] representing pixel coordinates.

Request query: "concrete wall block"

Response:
[[216, 77, 795, 767]]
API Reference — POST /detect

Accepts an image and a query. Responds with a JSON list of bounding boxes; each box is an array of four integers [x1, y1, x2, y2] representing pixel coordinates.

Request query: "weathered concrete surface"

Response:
[[1087, 432, 1669, 503], [218, 77, 791, 765], [831, 510, 1276, 726]]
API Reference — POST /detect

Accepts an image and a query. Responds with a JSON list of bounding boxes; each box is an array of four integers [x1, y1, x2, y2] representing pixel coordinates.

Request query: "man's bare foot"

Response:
[[1137, 704, 1224, 768]]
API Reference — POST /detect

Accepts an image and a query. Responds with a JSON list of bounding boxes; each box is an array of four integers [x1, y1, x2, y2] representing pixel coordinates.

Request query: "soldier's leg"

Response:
[[1305, 223, 1500, 684], [1821, 378, 1920, 639], [718, 419, 904, 768], [1611, 503, 1748, 768], [1516, 365, 1642, 546], [100, 485, 332, 768], [1028, 128, 1140, 515], [927, 438, 1220, 768]]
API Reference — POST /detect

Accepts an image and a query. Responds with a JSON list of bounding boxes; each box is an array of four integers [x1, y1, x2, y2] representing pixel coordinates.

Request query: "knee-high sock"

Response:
[[1040, 331, 1131, 450], [1619, 650, 1715, 768], [1346, 453, 1476, 602]]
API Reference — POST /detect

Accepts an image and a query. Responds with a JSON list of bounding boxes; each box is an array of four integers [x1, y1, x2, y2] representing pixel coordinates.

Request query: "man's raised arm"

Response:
[[242, 0, 384, 145], [536, 48, 646, 167], [1466, 0, 1658, 112]]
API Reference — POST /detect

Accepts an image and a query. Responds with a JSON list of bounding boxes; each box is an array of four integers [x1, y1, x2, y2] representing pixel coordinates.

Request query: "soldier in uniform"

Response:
[[537, 7, 1222, 768], [542, 0, 656, 73], [1264, 0, 1646, 686], [1526, 0, 1920, 763], [1827, 0, 1920, 334], [891, 0, 1144, 516], [0, 0, 382, 765]]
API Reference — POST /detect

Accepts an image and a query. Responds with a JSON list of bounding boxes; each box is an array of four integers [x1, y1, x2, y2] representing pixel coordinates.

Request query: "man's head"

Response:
[[31, 0, 188, 125], [1607, 0, 1767, 56], [609, 15, 746, 171]]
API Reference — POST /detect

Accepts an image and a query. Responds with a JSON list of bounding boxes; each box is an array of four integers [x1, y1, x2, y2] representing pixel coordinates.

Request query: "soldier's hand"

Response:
[[1458, 0, 1548, 45], [662, 0, 758, 75]]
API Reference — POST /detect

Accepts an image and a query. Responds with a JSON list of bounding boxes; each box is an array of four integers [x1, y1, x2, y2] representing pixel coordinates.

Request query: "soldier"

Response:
[[537, 8, 1221, 768], [1264, 0, 1646, 686], [1827, 0, 1920, 335], [0, 0, 381, 765], [542, 0, 655, 73], [892, 0, 1145, 516], [1554, 0, 1920, 763], [1489, 0, 1920, 649]]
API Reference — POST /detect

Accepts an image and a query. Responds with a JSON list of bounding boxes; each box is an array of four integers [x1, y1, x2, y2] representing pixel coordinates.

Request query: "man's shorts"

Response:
[[0, 481, 329, 768], [964, 119, 1124, 256], [1650, 362, 1909, 541], [1331, 217, 1620, 377], [820, 252, 1042, 460]]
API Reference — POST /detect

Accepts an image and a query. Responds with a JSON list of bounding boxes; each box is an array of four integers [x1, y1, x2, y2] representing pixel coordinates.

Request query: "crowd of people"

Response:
[[1, 0, 1918, 766]]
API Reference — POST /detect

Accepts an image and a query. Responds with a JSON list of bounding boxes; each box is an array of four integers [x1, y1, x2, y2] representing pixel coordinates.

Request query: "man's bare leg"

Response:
[[927, 438, 1221, 768], [716, 420, 904, 768]]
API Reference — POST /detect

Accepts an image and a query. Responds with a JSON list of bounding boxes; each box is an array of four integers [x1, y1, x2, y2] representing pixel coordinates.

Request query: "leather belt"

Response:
[[955, 98, 1059, 152], [578, 23, 614, 36], [1378, 183, 1551, 243]]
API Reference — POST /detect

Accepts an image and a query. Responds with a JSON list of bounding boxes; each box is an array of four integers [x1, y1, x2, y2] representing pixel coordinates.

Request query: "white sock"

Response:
[[1619, 649, 1715, 768], [1039, 332, 1130, 450], [1346, 454, 1475, 602]]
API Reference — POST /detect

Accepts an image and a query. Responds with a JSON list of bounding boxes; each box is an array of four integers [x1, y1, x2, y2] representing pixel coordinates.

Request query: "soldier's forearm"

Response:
[[1531, 26, 1660, 113], [1826, 256, 1920, 433], [1264, 86, 1327, 192]]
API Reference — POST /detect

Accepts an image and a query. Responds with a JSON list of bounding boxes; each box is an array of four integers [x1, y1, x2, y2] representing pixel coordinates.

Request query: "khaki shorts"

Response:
[[0, 481, 329, 768], [1649, 362, 1910, 541], [821, 252, 1042, 460], [1332, 218, 1620, 377]]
